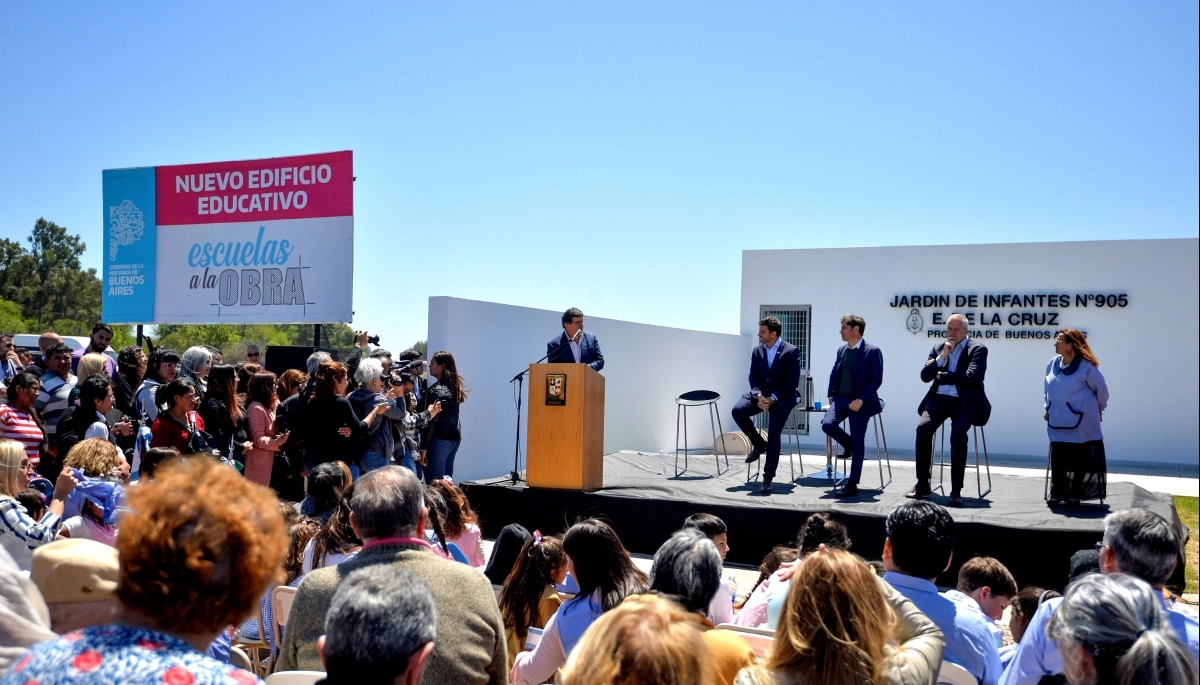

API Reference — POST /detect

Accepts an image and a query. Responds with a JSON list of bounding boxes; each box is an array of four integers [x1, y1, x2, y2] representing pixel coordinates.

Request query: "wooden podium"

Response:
[[526, 363, 605, 490]]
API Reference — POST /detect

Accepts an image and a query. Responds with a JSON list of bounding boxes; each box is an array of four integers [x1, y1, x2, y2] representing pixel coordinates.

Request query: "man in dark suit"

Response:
[[909, 313, 992, 506], [547, 308, 604, 371], [732, 316, 801, 493], [821, 314, 884, 497]]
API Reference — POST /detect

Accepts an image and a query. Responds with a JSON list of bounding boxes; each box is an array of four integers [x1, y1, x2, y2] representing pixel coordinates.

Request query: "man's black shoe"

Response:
[[904, 482, 931, 499], [834, 483, 859, 498], [744, 447, 762, 464], [759, 478, 772, 493], [948, 491, 964, 507]]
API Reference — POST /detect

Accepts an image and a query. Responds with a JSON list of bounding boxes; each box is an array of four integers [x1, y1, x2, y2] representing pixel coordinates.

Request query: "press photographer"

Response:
[[348, 355, 440, 477]]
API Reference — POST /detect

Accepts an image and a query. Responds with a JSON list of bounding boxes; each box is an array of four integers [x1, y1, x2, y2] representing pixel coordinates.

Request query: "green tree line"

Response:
[[0, 218, 424, 361]]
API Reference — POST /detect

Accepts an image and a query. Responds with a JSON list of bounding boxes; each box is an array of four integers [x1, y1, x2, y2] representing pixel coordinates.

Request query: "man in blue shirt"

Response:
[[882, 501, 1002, 685], [999, 509, 1199, 685]]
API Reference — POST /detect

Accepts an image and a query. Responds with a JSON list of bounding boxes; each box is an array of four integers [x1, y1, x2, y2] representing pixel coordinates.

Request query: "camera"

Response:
[[387, 358, 426, 386], [367, 334, 381, 345]]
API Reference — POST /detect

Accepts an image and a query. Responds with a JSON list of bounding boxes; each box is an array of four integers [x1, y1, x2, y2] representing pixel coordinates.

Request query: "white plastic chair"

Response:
[[936, 661, 977, 685], [271, 585, 298, 672], [265, 672, 326, 685], [715, 622, 775, 659]]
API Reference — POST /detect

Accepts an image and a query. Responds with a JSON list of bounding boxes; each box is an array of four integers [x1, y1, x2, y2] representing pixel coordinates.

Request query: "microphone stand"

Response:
[[509, 334, 578, 486]]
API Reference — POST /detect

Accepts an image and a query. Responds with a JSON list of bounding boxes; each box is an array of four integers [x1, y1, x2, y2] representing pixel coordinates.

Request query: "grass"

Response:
[[1175, 495, 1198, 595]]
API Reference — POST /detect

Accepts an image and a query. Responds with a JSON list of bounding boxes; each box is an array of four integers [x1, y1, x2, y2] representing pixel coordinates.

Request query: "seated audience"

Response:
[[135, 446, 181, 481], [302, 489, 362, 574], [431, 479, 486, 566], [733, 545, 798, 627], [1046, 573, 1196, 685], [1000, 509, 1199, 685], [14, 490, 44, 522], [0, 439, 77, 571], [944, 556, 1017, 648], [61, 438, 128, 523], [499, 532, 567, 668], [645, 529, 756, 685], [561, 595, 711, 685], [316, 565, 437, 685], [511, 518, 650, 685], [0, 546, 55, 672], [485, 523, 532, 585], [765, 512, 852, 629], [883, 501, 1001, 685], [300, 462, 349, 525], [30, 538, 119, 633], [2, 455, 286, 684], [1068, 547, 1100, 582], [422, 484, 455, 559], [1001, 587, 1059, 667], [735, 547, 944, 685], [682, 512, 735, 625], [148, 378, 203, 451], [239, 516, 321, 660], [277, 466, 507, 684]]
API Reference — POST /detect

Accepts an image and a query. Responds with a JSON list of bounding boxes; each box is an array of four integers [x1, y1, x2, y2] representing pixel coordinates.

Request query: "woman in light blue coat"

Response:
[[1044, 328, 1109, 507]]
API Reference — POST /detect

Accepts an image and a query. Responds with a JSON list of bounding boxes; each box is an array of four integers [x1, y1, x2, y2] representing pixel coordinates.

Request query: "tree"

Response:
[[0, 219, 102, 331], [0, 299, 29, 334]]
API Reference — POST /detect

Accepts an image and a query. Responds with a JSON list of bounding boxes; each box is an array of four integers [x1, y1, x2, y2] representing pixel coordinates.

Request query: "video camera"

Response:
[[387, 358, 427, 387]]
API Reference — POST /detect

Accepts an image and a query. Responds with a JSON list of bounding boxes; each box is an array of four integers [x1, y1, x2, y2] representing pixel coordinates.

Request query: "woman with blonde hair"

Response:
[[0, 439, 77, 570], [561, 595, 711, 685], [734, 548, 943, 685], [1044, 328, 1110, 507]]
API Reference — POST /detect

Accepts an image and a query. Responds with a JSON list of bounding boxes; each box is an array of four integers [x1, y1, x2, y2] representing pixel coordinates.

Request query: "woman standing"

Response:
[[178, 346, 214, 398], [1044, 328, 1110, 507], [423, 350, 467, 483], [245, 371, 289, 487], [0, 373, 45, 469], [149, 379, 204, 452], [198, 365, 250, 465], [301, 361, 387, 478], [62, 375, 134, 445]]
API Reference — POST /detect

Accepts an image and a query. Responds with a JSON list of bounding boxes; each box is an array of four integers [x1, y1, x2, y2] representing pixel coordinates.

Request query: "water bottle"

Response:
[[805, 375, 814, 409], [658, 450, 666, 475]]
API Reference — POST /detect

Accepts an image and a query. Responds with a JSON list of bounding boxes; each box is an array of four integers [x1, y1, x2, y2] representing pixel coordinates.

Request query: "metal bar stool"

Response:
[[675, 390, 730, 476], [933, 423, 992, 498], [746, 405, 803, 483], [830, 401, 893, 491]]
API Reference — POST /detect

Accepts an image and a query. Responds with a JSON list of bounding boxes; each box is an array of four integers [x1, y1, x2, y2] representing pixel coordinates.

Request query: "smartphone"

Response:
[[385, 398, 397, 408]]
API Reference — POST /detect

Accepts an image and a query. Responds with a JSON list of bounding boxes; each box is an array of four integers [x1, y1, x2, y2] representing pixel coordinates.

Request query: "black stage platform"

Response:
[[462, 451, 1185, 592]]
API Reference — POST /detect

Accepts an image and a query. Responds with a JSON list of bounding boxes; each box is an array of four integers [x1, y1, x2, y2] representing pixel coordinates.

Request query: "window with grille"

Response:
[[757, 305, 813, 435]]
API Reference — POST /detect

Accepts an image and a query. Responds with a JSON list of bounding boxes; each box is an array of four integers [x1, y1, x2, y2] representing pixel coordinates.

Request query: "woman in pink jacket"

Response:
[[244, 371, 289, 487]]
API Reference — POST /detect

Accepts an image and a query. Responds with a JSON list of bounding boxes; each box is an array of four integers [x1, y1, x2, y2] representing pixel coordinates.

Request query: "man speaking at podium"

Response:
[[547, 308, 604, 371], [732, 316, 801, 493]]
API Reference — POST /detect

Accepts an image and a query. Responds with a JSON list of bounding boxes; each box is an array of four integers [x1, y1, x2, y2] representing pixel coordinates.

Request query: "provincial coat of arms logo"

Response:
[[109, 199, 145, 261], [906, 308, 923, 334]]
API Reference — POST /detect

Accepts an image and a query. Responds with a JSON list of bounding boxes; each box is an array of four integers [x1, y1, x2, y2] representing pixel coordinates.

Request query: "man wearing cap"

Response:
[[30, 538, 119, 633]]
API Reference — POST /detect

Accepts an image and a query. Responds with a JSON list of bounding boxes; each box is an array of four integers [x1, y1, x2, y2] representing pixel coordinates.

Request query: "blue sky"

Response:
[[1, 2, 1196, 347]]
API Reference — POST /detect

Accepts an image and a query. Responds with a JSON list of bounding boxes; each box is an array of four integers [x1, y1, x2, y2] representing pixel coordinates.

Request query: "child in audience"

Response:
[[57, 496, 118, 546], [682, 512, 736, 624], [765, 512, 851, 628], [511, 518, 649, 685], [15, 489, 44, 522], [239, 516, 320, 659], [498, 532, 567, 668], [733, 546, 798, 623], [302, 485, 361, 573], [421, 485, 455, 559], [136, 446, 181, 481], [431, 478, 486, 566], [1001, 586, 1060, 667], [943, 556, 1018, 648]]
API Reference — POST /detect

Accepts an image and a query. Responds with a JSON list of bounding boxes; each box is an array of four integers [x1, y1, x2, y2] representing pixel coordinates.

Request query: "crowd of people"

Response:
[[0, 322, 1196, 685]]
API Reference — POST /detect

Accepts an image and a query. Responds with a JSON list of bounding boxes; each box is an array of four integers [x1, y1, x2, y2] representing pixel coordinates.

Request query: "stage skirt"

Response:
[[1049, 440, 1107, 501]]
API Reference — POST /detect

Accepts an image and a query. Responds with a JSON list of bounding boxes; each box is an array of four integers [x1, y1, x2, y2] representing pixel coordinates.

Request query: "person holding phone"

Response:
[[908, 314, 991, 506], [244, 371, 289, 487]]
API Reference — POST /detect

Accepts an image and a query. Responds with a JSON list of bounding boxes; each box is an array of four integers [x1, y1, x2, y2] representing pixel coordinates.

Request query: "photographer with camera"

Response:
[[344, 330, 393, 391], [348, 353, 442, 474]]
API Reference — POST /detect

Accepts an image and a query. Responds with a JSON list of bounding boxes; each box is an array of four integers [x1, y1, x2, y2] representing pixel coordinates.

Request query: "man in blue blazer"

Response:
[[546, 308, 604, 371], [909, 313, 992, 506], [732, 316, 802, 493], [821, 314, 884, 497]]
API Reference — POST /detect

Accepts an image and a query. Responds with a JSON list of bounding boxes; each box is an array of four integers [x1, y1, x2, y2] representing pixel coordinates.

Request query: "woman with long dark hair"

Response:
[[244, 371, 288, 487], [301, 361, 387, 477], [423, 350, 468, 483], [198, 365, 250, 465], [299, 462, 347, 525], [302, 485, 361, 573], [1044, 328, 1110, 507], [511, 518, 649, 685], [0, 372, 46, 469], [149, 378, 203, 451], [498, 533, 567, 668]]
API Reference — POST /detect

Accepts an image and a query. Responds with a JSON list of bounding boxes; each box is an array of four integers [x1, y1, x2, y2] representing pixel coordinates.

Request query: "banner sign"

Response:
[[102, 151, 353, 324]]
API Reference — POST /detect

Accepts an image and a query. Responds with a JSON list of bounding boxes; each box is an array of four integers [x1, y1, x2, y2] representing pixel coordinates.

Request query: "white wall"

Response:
[[741, 238, 1199, 465], [427, 297, 756, 481]]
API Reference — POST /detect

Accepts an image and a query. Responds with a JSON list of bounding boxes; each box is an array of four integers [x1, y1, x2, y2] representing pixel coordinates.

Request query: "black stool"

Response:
[[933, 423, 992, 498], [675, 391, 730, 477], [746, 404, 803, 483], [830, 401, 893, 491]]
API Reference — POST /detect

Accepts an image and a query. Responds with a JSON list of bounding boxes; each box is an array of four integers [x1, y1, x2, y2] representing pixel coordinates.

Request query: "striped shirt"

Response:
[[0, 404, 43, 465], [0, 496, 62, 572], [34, 371, 76, 447]]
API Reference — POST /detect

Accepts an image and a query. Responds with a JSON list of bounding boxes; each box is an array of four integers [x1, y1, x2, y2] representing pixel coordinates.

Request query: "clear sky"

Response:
[[1, 2, 1196, 347]]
